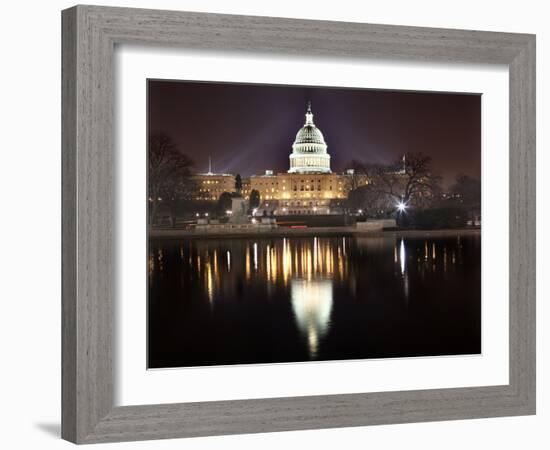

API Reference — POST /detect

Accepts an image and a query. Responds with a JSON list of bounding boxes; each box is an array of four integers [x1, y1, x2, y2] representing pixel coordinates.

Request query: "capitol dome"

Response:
[[294, 120, 326, 146], [289, 102, 331, 174]]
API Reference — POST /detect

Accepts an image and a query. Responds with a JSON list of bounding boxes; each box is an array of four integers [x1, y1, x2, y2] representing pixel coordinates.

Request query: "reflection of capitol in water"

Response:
[[290, 278, 333, 358], [146, 236, 463, 308], [148, 237, 346, 358], [245, 237, 350, 284], [147, 235, 467, 352], [148, 234, 479, 366], [149, 235, 350, 284]]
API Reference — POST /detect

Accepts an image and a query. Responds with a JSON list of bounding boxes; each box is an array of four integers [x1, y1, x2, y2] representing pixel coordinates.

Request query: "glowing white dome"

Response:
[[288, 102, 331, 174]]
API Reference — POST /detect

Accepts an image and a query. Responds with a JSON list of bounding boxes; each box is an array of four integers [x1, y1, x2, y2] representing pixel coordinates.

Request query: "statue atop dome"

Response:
[[305, 101, 314, 125]]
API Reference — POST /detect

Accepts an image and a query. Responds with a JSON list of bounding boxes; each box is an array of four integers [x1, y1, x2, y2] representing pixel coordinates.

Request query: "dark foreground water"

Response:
[[148, 234, 481, 368]]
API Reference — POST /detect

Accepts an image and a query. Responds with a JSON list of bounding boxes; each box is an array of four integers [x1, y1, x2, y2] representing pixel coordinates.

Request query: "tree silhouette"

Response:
[[217, 191, 233, 215], [249, 189, 261, 209], [450, 174, 481, 209], [148, 132, 194, 226], [449, 174, 481, 221], [351, 152, 441, 211]]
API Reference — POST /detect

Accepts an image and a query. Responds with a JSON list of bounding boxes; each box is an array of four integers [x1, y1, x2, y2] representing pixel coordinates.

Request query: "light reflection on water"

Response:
[[148, 234, 481, 368], [399, 239, 406, 275], [290, 278, 333, 359]]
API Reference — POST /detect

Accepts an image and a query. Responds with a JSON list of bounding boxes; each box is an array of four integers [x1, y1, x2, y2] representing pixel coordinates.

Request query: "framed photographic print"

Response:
[[62, 5, 536, 444]]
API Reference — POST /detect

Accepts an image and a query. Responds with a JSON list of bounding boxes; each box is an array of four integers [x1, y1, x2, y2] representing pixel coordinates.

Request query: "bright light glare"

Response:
[[397, 202, 407, 212]]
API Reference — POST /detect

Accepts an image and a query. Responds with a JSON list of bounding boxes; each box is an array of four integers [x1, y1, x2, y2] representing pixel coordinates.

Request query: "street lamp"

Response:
[[396, 201, 407, 212]]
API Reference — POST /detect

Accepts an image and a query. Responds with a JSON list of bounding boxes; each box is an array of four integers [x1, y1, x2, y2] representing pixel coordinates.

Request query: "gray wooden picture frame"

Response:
[[61, 4, 536, 444]]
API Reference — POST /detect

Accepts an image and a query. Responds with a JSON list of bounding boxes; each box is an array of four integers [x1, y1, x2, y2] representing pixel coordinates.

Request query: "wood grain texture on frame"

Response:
[[61, 5, 536, 444]]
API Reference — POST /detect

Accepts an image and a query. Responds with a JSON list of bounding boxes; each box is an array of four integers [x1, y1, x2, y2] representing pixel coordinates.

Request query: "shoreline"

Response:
[[149, 227, 481, 241]]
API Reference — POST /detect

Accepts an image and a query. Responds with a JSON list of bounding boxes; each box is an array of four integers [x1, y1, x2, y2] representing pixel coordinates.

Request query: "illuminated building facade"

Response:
[[250, 171, 351, 214], [193, 172, 235, 201], [192, 103, 368, 214], [193, 172, 251, 201], [250, 102, 367, 214], [241, 178, 251, 199]]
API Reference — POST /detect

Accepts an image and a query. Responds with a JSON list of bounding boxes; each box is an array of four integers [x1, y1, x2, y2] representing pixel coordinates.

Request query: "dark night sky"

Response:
[[148, 80, 481, 187]]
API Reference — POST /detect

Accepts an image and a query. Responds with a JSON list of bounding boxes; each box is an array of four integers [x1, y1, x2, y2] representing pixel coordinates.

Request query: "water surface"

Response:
[[148, 234, 481, 368]]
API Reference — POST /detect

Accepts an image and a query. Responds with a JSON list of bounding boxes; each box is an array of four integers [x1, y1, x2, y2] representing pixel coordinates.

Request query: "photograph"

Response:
[[146, 80, 482, 369], [1, 0, 541, 446]]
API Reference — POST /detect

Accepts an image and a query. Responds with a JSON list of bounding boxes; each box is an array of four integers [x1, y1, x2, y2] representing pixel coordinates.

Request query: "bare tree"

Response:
[[448, 174, 481, 221], [249, 189, 261, 209], [345, 152, 441, 217], [450, 174, 481, 208], [343, 160, 366, 192], [148, 132, 195, 227], [366, 153, 441, 208], [344, 183, 391, 217]]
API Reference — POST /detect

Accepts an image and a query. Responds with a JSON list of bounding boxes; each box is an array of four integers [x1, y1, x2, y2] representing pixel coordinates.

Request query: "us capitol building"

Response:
[[195, 102, 368, 215]]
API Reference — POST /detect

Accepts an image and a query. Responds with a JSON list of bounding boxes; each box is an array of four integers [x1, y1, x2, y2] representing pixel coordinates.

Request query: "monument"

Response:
[[229, 197, 248, 224]]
